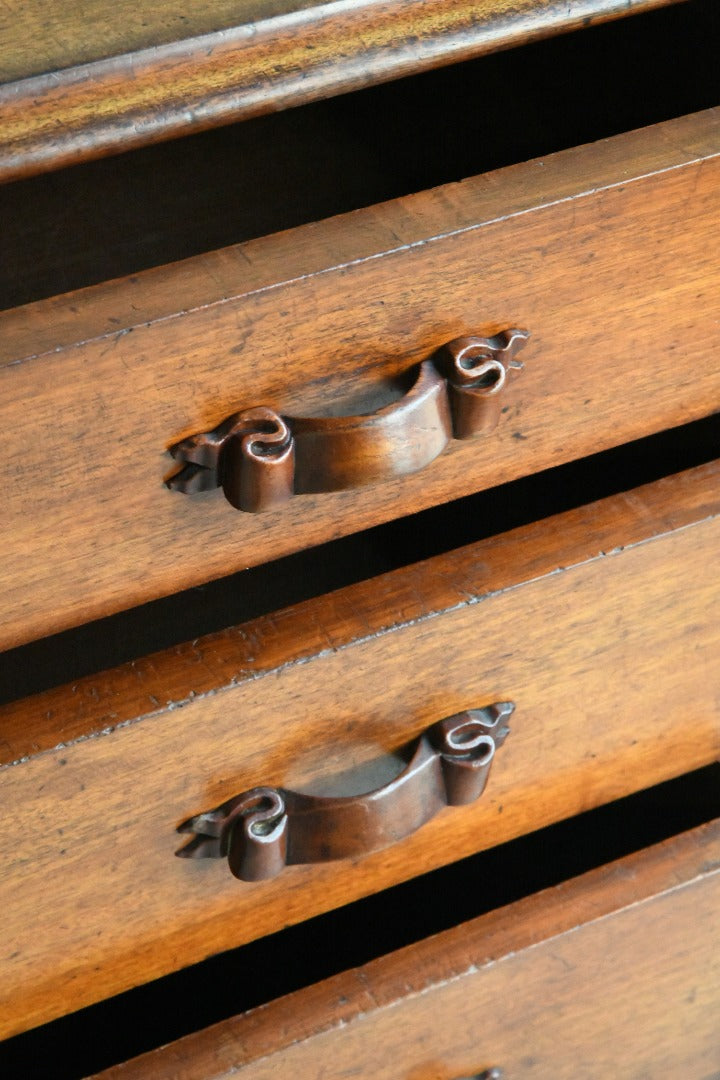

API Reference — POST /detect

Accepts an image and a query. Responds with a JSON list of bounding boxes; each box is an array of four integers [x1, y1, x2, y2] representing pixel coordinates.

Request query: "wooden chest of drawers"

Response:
[[1, 1, 719, 1076]]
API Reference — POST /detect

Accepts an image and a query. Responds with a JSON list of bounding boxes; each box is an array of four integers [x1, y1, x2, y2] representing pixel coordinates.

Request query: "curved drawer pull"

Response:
[[176, 703, 513, 881], [166, 330, 528, 512]]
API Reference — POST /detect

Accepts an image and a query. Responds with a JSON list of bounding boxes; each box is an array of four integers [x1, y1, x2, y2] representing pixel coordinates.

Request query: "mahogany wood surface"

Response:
[[0, 0, 679, 181], [2, 110, 720, 651], [92, 817, 720, 1079], [1, 460, 719, 1037]]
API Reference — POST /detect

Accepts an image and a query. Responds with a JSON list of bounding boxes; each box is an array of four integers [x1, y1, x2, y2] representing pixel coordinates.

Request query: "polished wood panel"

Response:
[[2, 110, 720, 650], [1, 461, 719, 1037], [0, 0, 678, 180], [91, 818, 720, 1079]]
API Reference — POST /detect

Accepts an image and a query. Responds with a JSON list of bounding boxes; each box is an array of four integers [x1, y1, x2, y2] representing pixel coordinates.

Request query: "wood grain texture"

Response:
[[0, 0, 680, 180], [0, 0, 319, 78], [1, 460, 719, 1037], [2, 109, 720, 651], [91, 818, 720, 1079]]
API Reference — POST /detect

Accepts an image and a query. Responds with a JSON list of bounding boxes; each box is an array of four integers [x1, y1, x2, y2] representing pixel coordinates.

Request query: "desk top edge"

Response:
[[0, 0, 682, 182]]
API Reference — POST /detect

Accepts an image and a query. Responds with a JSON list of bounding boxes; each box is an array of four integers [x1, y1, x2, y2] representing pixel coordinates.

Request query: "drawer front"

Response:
[[1, 460, 720, 1037], [92, 817, 720, 1080], [2, 108, 720, 649]]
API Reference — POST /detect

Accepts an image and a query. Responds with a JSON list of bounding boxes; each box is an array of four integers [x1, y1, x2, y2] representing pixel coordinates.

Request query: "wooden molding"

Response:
[[0, 0, 679, 181]]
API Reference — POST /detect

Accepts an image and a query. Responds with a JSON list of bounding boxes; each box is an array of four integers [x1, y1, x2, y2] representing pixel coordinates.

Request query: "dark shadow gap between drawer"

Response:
[[1, 410, 718, 707], [1, 762, 718, 1079], [1, 0, 718, 309]]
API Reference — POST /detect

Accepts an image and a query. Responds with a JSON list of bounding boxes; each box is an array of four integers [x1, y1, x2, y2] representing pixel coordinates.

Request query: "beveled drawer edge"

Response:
[[1, 106, 718, 369], [90, 817, 720, 1079]]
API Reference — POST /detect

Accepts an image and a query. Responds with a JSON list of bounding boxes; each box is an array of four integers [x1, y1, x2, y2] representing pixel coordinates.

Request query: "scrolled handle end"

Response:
[[431, 703, 514, 804], [221, 408, 295, 513], [440, 331, 529, 439]]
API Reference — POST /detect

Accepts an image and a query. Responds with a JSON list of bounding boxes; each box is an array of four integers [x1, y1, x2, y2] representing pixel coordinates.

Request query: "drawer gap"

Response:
[[1, 411, 717, 709], [2, 762, 718, 1079], [1, 0, 717, 310]]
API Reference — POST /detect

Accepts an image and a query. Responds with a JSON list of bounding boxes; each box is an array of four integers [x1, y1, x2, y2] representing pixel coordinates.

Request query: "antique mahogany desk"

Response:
[[1, 0, 719, 1076]]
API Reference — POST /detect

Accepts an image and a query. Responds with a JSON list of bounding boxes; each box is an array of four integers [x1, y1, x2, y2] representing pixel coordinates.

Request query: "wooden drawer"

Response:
[[89, 814, 720, 1079], [2, 458, 719, 1039], [2, 106, 720, 650]]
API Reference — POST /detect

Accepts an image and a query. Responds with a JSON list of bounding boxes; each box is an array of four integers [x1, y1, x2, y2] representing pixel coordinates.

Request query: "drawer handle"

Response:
[[166, 330, 528, 512], [176, 703, 513, 881]]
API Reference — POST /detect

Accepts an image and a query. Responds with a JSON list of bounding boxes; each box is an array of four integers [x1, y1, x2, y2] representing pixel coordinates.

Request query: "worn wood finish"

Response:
[[2, 110, 720, 651], [1, 461, 720, 1037], [0, 0, 680, 181], [92, 818, 720, 1079]]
